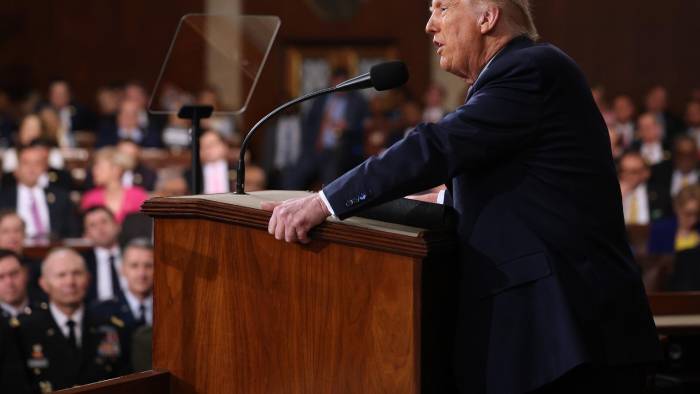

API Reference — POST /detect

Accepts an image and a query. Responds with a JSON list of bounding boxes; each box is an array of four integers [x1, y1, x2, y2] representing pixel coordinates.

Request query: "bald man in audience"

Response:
[[16, 248, 129, 392]]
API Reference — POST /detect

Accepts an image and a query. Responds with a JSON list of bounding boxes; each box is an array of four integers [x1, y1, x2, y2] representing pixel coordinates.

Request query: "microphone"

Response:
[[235, 61, 409, 194]]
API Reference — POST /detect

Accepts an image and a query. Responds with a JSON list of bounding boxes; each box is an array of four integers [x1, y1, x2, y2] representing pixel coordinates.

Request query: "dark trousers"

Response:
[[529, 363, 651, 394]]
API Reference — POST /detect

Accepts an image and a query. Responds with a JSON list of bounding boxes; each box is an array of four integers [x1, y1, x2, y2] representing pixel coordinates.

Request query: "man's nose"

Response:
[[426, 13, 438, 35]]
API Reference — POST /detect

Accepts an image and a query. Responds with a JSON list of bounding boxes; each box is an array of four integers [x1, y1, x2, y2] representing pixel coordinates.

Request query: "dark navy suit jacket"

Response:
[[323, 36, 662, 393]]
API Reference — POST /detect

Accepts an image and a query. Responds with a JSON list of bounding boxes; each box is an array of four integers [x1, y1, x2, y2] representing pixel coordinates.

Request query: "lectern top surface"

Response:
[[171, 191, 427, 237]]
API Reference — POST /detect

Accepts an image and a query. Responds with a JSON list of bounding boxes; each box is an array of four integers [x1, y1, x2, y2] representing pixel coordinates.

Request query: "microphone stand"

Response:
[[235, 87, 337, 195], [178, 105, 214, 195]]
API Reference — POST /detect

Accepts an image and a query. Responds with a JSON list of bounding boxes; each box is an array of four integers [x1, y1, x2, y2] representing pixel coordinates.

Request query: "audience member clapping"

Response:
[[81, 147, 149, 223]]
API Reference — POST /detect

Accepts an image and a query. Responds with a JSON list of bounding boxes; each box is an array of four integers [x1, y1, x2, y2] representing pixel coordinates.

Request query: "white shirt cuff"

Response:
[[318, 190, 336, 217], [436, 189, 446, 205]]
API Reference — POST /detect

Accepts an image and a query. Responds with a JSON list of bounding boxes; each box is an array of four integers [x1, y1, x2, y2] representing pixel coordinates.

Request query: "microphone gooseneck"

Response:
[[235, 61, 409, 194]]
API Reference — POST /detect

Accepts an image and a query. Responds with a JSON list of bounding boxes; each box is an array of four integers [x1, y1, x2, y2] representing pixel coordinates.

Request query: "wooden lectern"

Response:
[[59, 191, 457, 393]]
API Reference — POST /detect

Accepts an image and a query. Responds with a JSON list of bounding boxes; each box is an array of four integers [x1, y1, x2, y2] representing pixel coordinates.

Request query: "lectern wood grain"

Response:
[[143, 194, 457, 394]]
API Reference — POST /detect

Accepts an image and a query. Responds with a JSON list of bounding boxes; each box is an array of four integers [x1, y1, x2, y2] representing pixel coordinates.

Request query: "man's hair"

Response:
[[0, 210, 25, 230], [124, 237, 153, 253], [83, 205, 117, 223], [476, 0, 539, 41], [0, 248, 20, 263]]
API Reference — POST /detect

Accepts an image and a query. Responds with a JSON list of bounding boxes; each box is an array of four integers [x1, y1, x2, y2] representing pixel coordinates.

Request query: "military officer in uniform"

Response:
[[0, 248, 35, 326], [16, 248, 129, 393]]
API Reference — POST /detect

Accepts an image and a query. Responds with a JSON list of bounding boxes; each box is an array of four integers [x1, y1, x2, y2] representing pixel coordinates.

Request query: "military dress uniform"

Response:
[[0, 312, 29, 393], [16, 303, 129, 393]]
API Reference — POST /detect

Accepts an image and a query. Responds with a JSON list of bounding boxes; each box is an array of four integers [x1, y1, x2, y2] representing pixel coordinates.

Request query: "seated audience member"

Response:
[[199, 86, 239, 144], [1, 138, 73, 191], [619, 151, 667, 224], [117, 139, 158, 191], [93, 238, 153, 334], [0, 249, 32, 323], [422, 82, 447, 123], [43, 80, 95, 134], [81, 206, 125, 304], [284, 67, 368, 189], [644, 85, 685, 142], [2, 114, 64, 172], [648, 185, 700, 254], [611, 95, 637, 149], [161, 109, 191, 149], [632, 112, 670, 166], [650, 135, 699, 197], [81, 147, 149, 223], [95, 85, 122, 129], [16, 248, 129, 392], [0, 142, 79, 240], [124, 81, 165, 134], [0, 211, 46, 302], [685, 100, 700, 146], [184, 130, 235, 194], [96, 99, 162, 148]]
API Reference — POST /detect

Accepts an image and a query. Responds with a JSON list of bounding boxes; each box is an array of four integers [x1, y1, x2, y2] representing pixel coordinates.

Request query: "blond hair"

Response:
[[475, 0, 539, 41], [94, 147, 136, 172]]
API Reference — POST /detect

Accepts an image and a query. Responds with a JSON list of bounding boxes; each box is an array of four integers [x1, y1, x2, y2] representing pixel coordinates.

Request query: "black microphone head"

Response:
[[370, 61, 409, 91]]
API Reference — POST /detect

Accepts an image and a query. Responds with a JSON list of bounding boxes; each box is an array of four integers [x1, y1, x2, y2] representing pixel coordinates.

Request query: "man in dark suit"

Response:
[[1, 139, 75, 191], [0, 143, 79, 240], [183, 130, 236, 194], [42, 80, 95, 134], [283, 68, 368, 189], [1, 313, 28, 393], [0, 249, 34, 326], [96, 99, 162, 148], [647, 135, 700, 219], [81, 206, 125, 306], [16, 248, 129, 392], [264, 1, 661, 392]]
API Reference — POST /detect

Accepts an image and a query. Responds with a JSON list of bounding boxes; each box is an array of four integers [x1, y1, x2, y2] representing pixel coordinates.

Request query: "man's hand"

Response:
[[261, 194, 332, 244]]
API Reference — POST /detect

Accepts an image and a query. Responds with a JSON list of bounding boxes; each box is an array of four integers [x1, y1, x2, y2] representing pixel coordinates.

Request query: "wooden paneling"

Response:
[[533, 0, 700, 112], [153, 217, 419, 393]]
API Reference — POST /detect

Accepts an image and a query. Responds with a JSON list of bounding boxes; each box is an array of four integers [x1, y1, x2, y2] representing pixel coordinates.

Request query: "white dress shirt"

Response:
[[49, 302, 84, 347], [622, 184, 650, 225], [124, 290, 153, 326], [203, 160, 230, 194], [58, 107, 72, 132], [640, 142, 664, 165], [17, 184, 51, 238], [671, 170, 699, 196], [95, 246, 123, 301], [0, 299, 28, 317]]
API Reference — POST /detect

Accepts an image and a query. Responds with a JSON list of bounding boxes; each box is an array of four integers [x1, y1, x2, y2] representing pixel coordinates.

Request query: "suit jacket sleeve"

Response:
[[323, 58, 544, 219]]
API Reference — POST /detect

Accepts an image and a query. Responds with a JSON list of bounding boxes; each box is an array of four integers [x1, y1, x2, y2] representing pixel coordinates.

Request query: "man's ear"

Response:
[[478, 5, 501, 34]]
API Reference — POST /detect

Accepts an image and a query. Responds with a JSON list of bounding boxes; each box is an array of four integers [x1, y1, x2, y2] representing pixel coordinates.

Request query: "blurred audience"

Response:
[[198, 87, 238, 144], [42, 80, 95, 137], [0, 211, 25, 255], [264, 105, 302, 189], [611, 95, 637, 149], [685, 100, 700, 146], [81, 206, 124, 305], [97, 99, 162, 148], [619, 151, 666, 224], [284, 68, 368, 189], [0, 142, 79, 240], [633, 112, 669, 166], [422, 82, 447, 123], [648, 185, 700, 254], [2, 114, 64, 172], [0, 249, 31, 321], [81, 147, 149, 223], [644, 85, 685, 142], [185, 130, 234, 194], [117, 139, 158, 191]]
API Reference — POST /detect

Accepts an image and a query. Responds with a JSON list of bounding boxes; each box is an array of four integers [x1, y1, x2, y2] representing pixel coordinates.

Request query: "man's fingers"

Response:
[[261, 201, 282, 212], [268, 209, 277, 235]]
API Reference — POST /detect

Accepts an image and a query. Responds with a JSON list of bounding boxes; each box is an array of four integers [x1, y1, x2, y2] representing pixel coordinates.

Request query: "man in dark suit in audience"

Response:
[[16, 248, 129, 392], [264, 1, 661, 392], [81, 206, 125, 305], [619, 151, 671, 224], [0, 312, 28, 392], [644, 86, 685, 144], [0, 211, 48, 302], [117, 139, 158, 191], [1, 139, 75, 192], [43, 79, 95, 134], [283, 67, 368, 189], [647, 135, 700, 219], [184, 130, 236, 194], [96, 99, 162, 148], [0, 143, 79, 240], [0, 249, 34, 326]]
